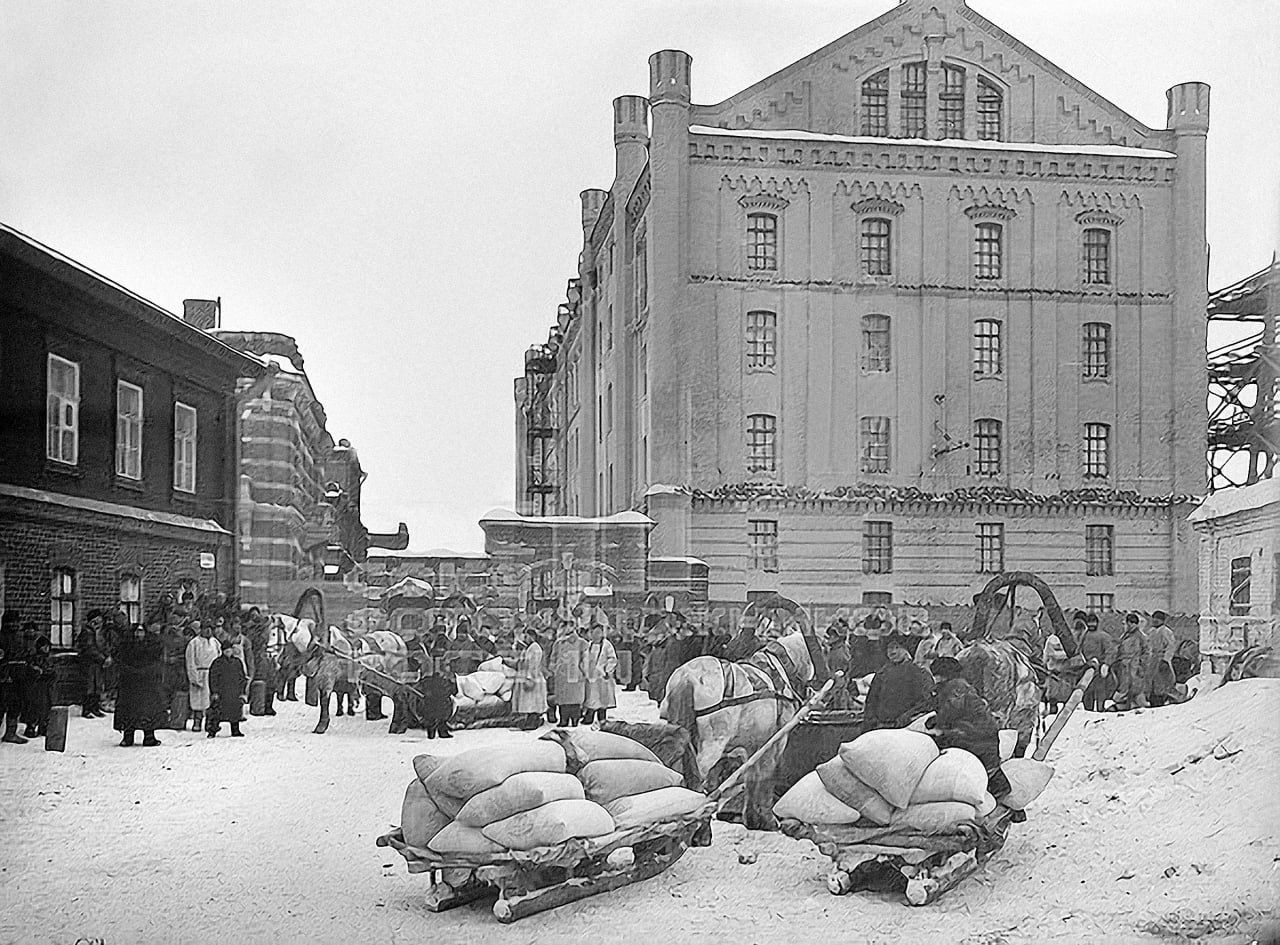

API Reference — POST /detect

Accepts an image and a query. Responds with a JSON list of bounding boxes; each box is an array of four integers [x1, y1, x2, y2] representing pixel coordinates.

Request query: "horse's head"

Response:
[[775, 628, 832, 690]]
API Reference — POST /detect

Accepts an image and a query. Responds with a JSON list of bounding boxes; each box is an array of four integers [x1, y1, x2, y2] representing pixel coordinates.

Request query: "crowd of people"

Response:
[[0, 590, 276, 750]]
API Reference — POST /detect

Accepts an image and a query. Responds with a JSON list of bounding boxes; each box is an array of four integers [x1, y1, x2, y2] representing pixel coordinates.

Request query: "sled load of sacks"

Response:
[[774, 729, 1055, 831], [452, 658, 515, 713], [400, 729, 711, 854]]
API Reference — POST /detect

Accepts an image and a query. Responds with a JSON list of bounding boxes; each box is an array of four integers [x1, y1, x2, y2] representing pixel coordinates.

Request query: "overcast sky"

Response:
[[3, 1, 1276, 552]]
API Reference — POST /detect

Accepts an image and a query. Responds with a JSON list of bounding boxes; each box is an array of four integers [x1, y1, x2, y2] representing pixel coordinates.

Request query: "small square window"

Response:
[[749, 520, 779, 572], [977, 523, 1004, 573], [862, 521, 893, 574], [1085, 525, 1114, 576]]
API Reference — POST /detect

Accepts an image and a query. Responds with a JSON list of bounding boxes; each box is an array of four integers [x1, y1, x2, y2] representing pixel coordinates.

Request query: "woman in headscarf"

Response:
[[114, 623, 165, 747]]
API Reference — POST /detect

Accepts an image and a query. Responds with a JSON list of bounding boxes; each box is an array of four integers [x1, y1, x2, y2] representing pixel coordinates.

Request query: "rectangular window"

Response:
[[974, 223, 1003, 280], [977, 79, 1003, 141], [746, 310, 777, 370], [748, 519, 779, 572], [974, 320, 1003, 376], [747, 213, 778, 272], [861, 70, 889, 136], [1083, 228, 1112, 285], [974, 419, 1002, 476], [940, 64, 965, 138], [1229, 556, 1252, 616], [860, 416, 891, 474], [173, 401, 198, 493], [46, 354, 80, 465], [747, 414, 777, 475], [635, 234, 648, 313], [1083, 423, 1110, 479], [116, 380, 144, 480], [50, 568, 76, 649], [861, 314, 891, 372], [862, 521, 893, 574], [900, 62, 927, 138], [860, 218, 892, 276], [977, 523, 1005, 573], [119, 574, 142, 625], [1086, 593, 1114, 614], [1085, 525, 1115, 577], [1082, 323, 1111, 379]]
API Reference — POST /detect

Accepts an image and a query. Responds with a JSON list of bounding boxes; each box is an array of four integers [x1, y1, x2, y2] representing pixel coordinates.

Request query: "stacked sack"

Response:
[[541, 728, 709, 828], [400, 741, 614, 854], [775, 730, 996, 832], [453, 658, 515, 713]]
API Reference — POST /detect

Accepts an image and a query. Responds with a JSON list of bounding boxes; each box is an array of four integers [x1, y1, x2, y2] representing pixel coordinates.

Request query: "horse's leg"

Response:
[[743, 737, 786, 832], [314, 679, 331, 734]]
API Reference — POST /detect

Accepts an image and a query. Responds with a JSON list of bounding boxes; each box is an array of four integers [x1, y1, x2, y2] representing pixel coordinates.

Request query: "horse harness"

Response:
[[693, 643, 803, 719]]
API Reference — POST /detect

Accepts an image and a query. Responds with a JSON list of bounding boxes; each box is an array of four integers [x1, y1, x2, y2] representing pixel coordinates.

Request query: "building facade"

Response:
[[516, 0, 1208, 614], [0, 225, 262, 652]]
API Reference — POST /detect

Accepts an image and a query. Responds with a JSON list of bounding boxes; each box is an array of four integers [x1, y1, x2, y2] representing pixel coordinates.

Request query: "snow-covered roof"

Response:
[[381, 576, 435, 599], [688, 125, 1176, 158], [0, 484, 231, 535], [650, 555, 711, 568], [252, 352, 304, 375], [1188, 478, 1280, 524], [479, 508, 655, 527], [366, 547, 489, 560]]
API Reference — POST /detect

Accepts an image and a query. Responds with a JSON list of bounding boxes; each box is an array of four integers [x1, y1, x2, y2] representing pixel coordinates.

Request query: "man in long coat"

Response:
[[581, 624, 618, 725], [507, 627, 548, 730], [549, 624, 587, 726], [1112, 613, 1150, 711], [185, 622, 220, 733], [207, 638, 247, 737], [114, 625, 165, 747]]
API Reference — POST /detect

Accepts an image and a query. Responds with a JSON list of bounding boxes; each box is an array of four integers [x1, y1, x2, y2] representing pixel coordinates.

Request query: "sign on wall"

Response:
[[199, 553, 216, 570]]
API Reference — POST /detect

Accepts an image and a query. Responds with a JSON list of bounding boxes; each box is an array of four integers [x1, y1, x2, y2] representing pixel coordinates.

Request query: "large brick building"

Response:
[[516, 0, 1208, 616], [0, 224, 264, 650]]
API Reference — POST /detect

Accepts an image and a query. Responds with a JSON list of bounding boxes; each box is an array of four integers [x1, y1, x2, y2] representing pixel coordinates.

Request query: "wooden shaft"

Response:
[[317, 643, 420, 689], [707, 672, 843, 806], [1033, 667, 1095, 762]]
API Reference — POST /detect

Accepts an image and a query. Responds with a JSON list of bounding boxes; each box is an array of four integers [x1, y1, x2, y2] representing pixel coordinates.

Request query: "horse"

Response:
[[660, 626, 829, 830], [957, 572, 1080, 757]]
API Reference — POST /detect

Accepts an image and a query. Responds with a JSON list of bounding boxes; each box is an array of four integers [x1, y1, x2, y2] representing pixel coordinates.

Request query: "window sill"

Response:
[[860, 369, 893, 378], [973, 373, 1005, 382], [114, 476, 146, 493], [856, 274, 896, 287], [44, 460, 81, 479], [746, 366, 777, 375], [1081, 375, 1112, 385], [171, 490, 199, 505]]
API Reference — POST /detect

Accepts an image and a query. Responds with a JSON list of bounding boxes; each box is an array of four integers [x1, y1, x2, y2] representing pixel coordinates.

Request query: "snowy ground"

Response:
[[2, 683, 1277, 945]]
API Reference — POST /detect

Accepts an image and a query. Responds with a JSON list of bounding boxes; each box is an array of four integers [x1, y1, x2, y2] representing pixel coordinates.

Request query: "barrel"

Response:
[[248, 680, 268, 716], [45, 706, 70, 753], [777, 709, 867, 795]]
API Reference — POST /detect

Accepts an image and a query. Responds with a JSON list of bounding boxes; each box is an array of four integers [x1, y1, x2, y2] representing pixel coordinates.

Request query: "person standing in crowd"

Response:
[[550, 622, 587, 726], [206, 638, 247, 738], [581, 624, 618, 726], [1146, 611, 1179, 707], [863, 634, 936, 729], [160, 616, 191, 730], [914, 620, 963, 667], [185, 621, 219, 733], [507, 625, 548, 731], [100, 610, 127, 712], [1041, 627, 1077, 715], [926, 656, 1012, 802], [417, 651, 456, 739], [1112, 613, 1150, 712], [21, 624, 55, 740], [1, 611, 30, 744], [76, 610, 111, 718], [1078, 612, 1116, 712], [848, 611, 890, 679], [114, 623, 165, 747]]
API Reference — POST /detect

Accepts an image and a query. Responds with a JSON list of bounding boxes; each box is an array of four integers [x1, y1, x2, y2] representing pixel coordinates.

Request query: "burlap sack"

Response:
[[412, 753, 444, 785], [428, 821, 506, 856], [481, 799, 615, 851], [577, 759, 683, 804], [909, 748, 989, 806], [837, 729, 939, 808], [401, 779, 451, 848], [456, 674, 486, 702], [976, 791, 997, 817], [425, 741, 567, 807], [998, 729, 1018, 761], [541, 728, 661, 771], [604, 787, 709, 828], [472, 671, 507, 695], [772, 771, 862, 824], [1000, 758, 1055, 810], [456, 772, 586, 827], [889, 801, 979, 834], [815, 758, 895, 826]]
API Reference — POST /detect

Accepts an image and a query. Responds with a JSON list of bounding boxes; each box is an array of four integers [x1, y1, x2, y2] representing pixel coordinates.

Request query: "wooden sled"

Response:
[[377, 803, 714, 923]]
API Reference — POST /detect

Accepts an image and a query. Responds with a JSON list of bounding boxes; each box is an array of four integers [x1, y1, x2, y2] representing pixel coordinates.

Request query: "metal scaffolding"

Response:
[[1207, 260, 1279, 490]]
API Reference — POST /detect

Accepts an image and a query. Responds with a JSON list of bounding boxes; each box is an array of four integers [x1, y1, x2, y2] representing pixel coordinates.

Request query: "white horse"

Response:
[[660, 629, 824, 830]]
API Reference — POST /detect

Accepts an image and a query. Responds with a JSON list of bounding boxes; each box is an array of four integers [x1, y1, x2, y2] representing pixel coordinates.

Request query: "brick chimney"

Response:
[[183, 298, 220, 330]]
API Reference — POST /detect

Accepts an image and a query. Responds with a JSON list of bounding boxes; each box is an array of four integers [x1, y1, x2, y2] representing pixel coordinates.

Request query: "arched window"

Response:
[[747, 414, 777, 474], [973, 223, 1003, 280], [974, 419, 1002, 476], [1083, 228, 1112, 285], [940, 64, 965, 138], [861, 69, 889, 136], [901, 62, 927, 138], [977, 79, 1004, 141], [861, 314, 891, 372], [746, 213, 778, 271], [974, 320, 1003, 376], [860, 218, 892, 276]]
